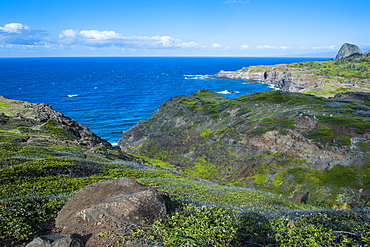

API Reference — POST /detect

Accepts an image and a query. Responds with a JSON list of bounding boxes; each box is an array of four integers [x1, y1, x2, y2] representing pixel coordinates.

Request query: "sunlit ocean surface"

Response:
[[0, 57, 328, 143]]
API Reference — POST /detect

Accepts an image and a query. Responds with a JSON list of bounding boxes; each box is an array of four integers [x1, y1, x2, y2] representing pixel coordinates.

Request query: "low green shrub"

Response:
[[150, 204, 239, 246], [319, 116, 370, 134], [306, 125, 333, 141], [0, 196, 67, 240], [140, 203, 370, 247], [42, 119, 75, 140]]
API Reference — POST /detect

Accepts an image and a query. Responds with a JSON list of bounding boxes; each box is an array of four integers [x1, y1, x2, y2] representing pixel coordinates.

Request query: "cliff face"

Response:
[[335, 43, 363, 60], [0, 96, 112, 148], [215, 65, 315, 92], [119, 89, 370, 205]]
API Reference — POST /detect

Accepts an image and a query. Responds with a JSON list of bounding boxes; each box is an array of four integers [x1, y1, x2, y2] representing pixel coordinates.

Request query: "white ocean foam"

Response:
[[184, 74, 210, 80], [218, 90, 240, 94], [67, 94, 78, 97]]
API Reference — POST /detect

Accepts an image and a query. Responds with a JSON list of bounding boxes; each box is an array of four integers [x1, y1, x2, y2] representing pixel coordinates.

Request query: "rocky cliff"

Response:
[[215, 45, 370, 96], [215, 65, 313, 92], [119, 89, 370, 206], [0, 96, 111, 148]]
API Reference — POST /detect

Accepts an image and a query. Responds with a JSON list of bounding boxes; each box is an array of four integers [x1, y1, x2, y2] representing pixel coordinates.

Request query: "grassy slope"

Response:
[[121, 89, 370, 210], [1, 93, 370, 244], [240, 56, 370, 97], [289, 57, 370, 96]]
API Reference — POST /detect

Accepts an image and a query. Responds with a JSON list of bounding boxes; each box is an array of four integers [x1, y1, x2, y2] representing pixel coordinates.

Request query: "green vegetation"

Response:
[[286, 57, 370, 96], [126, 89, 370, 211], [289, 57, 370, 79], [319, 116, 370, 134], [236, 90, 324, 106], [1, 88, 370, 246], [42, 119, 75, 139], [306, 125, 334, 141], [199, 128, 214, 138], [145, 204, 370, 246]]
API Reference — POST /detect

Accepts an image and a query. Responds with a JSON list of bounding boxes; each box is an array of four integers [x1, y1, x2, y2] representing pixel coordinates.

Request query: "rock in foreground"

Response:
[[56, 178, 167, 234], [26, 235, 83, 247]]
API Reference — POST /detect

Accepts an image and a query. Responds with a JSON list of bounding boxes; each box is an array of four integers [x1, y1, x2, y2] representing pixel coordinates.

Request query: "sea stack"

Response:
[[335, 43, 363, 60]]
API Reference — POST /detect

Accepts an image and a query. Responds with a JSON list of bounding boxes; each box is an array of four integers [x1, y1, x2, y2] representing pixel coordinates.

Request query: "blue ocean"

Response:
[[0, 57, 327, 144]]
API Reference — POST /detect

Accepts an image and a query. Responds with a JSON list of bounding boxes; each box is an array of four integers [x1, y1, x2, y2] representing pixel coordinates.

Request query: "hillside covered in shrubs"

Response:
[[1, 56, 370, 246]]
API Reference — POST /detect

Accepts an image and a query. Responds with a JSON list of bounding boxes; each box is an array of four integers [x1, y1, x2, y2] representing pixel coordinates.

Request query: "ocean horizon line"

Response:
[[0, 55, 333, 59]]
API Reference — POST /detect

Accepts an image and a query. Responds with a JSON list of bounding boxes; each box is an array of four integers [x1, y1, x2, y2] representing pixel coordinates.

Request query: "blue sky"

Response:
[[0, 0, 369, 57]]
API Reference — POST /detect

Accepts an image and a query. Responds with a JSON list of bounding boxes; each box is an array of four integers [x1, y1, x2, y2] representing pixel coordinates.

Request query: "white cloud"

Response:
[[212, 43, 222, 48], [256, 45, 276, 49], [225, 0, 250, 3], [57, 28, 199, 50], [279, 46, 292, 49], [312, 45, 336, 50], [240, 44, 249, 49], [58, 29, 77, 44], [0, 23, 48, 46], [0, 23, 30, 33], [180, 41, 199, 48], [153, 36, 181, 47], [80, 30, 122, 40], [0, 23, 199, 54], [59, 29, 76, 38]]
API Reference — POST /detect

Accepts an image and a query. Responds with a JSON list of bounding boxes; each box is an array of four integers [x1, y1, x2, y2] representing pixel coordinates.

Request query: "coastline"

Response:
[[214, 58, 370, 97]]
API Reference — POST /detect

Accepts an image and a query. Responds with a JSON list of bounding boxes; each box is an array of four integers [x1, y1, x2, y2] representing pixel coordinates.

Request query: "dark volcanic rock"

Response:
[[26, 235, 83, 247], [335, 43, 363, 60], [55, 178, 167, 234]]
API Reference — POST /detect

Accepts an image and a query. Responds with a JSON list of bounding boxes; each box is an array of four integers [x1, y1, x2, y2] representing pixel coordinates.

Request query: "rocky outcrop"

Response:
[[334, 43, 363, 60], [0, 96, 111, 148], [24, 101, 111, 148], [215, 65, 315, 92], [26, 235, 83, 247], [56, 178, 167, 234]]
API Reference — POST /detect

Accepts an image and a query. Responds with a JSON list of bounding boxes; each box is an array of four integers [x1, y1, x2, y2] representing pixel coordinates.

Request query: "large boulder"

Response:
[[26, 235, 83, 247], [334, 43, 363, 60], [55, 178, 167, 234]]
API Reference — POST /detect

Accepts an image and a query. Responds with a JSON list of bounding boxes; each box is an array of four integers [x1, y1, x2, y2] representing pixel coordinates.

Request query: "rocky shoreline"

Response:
[[214, 65, 311, 92], [214, 43, 370, 96]]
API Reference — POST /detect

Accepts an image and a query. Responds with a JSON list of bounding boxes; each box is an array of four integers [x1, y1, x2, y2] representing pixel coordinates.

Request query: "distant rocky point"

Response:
[[214, 43, 370, 96], [334, 43, 363, 60]]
